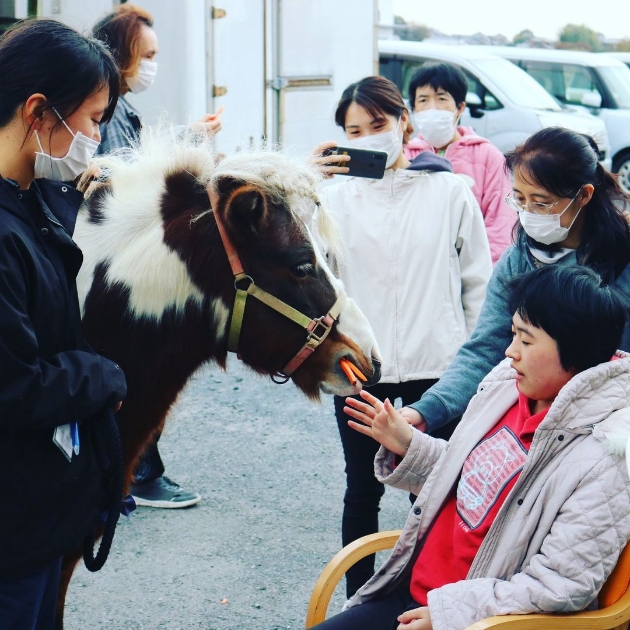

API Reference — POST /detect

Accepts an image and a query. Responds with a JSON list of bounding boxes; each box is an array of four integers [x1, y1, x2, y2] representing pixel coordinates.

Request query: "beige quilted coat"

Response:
[[347, 354, 630, 630]]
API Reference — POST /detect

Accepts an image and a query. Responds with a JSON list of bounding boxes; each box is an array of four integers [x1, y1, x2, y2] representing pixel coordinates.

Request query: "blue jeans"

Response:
[[0, 557, 61, 630]]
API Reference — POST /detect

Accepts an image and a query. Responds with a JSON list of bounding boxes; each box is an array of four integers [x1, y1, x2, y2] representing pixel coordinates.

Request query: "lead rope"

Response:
[[83, 409, 127, 572]]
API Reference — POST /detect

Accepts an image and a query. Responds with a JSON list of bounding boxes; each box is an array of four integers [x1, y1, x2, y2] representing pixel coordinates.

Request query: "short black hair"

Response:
[[408, 62, 468, 109], [508, 265, 628, 373]]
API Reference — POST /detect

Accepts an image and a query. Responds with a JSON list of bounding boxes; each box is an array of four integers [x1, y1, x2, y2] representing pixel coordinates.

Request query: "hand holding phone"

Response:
[[322, 146, 388, 179]]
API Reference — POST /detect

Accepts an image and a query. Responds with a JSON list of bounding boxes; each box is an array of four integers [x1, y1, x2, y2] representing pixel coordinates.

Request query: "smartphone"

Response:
[[323, 146, 388, 179]]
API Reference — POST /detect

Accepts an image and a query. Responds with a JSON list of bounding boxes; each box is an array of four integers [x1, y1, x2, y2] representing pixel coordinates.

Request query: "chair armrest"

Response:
[[465, 584, 630, 629], [305, 530, 402, 628]]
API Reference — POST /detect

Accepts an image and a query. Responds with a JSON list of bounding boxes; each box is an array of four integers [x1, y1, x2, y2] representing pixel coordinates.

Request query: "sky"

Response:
[[390, 0, 630, 41]]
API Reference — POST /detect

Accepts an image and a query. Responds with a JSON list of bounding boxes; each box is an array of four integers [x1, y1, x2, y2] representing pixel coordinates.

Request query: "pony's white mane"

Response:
[[76, 125, 343, 322], [92, 125, 343, 256]]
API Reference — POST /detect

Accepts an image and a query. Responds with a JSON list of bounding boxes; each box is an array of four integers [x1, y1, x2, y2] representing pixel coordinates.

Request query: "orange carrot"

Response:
[[340, 358, 357, 385], [347, 360, 367, 382], [340, 358, 367, 384]]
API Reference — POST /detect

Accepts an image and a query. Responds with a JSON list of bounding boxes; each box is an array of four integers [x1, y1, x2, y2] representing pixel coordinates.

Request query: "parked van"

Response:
[[601, 52, 630, 71], [483, 47, 630, 192], [379, 41, 612, 171]]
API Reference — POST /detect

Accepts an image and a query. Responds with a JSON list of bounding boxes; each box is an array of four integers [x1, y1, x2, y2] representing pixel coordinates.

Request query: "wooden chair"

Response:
[[306, 530, 630, 629]]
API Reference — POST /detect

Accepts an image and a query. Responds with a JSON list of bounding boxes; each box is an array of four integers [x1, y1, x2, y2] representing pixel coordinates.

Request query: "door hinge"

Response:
[[211, 7, 226, 19], [213, 85, 228, 97]]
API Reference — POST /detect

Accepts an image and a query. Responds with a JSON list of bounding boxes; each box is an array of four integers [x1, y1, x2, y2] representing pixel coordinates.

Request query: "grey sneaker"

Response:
[[130, 475, 201, 509]]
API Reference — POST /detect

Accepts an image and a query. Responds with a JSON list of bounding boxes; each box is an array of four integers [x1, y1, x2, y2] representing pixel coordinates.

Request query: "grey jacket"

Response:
[[348, 354, 630, 630], [411, 243, 630, 431]]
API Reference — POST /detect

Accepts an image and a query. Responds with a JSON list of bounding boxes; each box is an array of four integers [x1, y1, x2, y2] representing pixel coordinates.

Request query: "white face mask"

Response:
[[127, 59, 158, 94], [346, 120, 402, 168], [518, 191, 582, 245], [34, 107, 100, 181], [413, 109, 457, 149]]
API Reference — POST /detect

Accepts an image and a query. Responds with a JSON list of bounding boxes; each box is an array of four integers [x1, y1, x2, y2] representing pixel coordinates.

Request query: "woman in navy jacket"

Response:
[[0, 18, 126, 627]]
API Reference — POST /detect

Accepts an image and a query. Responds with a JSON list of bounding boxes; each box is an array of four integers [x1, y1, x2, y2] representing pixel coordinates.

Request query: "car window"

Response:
[[519, 60, 603, 108], [399, 58, 503, 111], [598, 65, 630, 109], [473, 57, 561, 111]]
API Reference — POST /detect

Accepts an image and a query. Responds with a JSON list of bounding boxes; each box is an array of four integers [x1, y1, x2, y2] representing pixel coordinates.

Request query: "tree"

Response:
[[392, 15, 430, 42], [557, 24, 603, 52], [513, 29, 534, 46], [616, 39, 630, 52]]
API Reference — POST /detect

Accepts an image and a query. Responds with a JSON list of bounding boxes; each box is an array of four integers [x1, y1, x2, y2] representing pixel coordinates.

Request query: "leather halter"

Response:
[[209, 186, 345, 382]]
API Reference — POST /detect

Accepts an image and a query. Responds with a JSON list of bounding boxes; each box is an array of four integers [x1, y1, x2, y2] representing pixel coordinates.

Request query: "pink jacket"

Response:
[[405, 127, 515, 264]]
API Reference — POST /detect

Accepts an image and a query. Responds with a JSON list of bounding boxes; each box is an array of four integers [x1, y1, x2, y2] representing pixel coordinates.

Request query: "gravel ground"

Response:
[[64, 357, 410, 629]]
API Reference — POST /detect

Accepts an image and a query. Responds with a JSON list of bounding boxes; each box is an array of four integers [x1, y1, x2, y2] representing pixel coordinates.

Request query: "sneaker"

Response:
[[130, 475, 201, 509]]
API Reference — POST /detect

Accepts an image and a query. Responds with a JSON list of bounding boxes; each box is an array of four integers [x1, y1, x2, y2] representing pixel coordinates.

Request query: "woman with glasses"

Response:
[[397, 126, 630, 437]]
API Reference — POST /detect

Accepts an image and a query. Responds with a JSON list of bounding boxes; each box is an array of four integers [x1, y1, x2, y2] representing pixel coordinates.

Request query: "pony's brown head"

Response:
[[75, 134, 380, 399]]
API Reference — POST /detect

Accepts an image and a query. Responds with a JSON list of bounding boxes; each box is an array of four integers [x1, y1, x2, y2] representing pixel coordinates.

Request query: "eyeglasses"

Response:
[[504, 195, 564, 215]]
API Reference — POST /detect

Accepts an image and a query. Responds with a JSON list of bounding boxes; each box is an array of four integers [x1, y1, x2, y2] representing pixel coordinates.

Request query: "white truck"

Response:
[[22, 0, 378, 157]]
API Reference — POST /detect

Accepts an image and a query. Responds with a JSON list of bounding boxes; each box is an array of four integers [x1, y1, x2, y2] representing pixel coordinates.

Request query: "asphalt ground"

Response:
[[64, 357, 410, 629]]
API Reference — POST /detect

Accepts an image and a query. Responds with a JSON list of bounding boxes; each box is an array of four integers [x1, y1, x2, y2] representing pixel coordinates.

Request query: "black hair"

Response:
[[408, 62, 468, 109], [334, 75, 413, 142], [0, 18, 119, 130], [508, 265, 628, 373], [505, 127, 630, 282]]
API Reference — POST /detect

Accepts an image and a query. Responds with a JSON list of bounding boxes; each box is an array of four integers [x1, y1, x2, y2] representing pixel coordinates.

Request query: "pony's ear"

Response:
[[218, 177, 268, 237]]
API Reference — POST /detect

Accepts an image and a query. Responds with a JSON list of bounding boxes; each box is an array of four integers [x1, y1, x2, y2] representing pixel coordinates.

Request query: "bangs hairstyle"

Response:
[[508, 265, 628, 373], [505, 127, 630, 281], [334, 76, 413, 142], [92, 3, 153, 88], [0, 18, 119, 127], [408, 61, 468, 108]]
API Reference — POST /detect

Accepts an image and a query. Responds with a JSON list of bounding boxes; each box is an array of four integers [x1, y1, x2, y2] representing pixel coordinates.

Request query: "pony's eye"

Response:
[[293, 262, 315, 278]]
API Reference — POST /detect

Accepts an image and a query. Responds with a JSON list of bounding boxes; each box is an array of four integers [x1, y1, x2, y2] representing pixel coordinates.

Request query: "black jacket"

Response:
[[0, 177, 127, 577]]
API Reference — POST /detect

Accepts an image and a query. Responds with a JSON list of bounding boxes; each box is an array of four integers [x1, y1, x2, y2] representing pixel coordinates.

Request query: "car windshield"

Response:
[[598, 65, 630, 109], [472, 57, 562, 111]]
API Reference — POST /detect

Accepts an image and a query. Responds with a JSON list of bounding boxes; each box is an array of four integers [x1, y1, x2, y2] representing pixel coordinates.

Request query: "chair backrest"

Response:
[[599, 541, 630, 607]]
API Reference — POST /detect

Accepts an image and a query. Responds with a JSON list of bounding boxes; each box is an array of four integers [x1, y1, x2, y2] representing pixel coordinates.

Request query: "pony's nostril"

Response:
[[365, 357, 381, 386]]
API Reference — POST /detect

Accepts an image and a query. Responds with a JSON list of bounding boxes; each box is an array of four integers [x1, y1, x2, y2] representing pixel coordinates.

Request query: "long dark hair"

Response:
[[92, 4, 154, 90], [334, 76, 414, 143], [0, 18, 119, 129], [505, 127, 630, 281]]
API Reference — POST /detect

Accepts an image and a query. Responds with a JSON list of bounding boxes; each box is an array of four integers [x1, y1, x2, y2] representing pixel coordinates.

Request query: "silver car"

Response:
[[379, 41, 612, 172]]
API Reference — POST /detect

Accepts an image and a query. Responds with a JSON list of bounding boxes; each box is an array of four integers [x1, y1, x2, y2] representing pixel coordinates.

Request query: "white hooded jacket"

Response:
[[318, 167, 492, 383], [346, 354, 630, 630]]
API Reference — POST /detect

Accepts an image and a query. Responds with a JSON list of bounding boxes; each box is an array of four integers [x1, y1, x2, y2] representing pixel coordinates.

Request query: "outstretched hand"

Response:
[[344, 390, 414, 457], [397, 606, 433, 630]]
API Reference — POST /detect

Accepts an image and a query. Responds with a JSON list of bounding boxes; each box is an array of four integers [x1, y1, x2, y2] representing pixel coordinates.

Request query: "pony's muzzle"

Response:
[[364, 358, 381, 387]]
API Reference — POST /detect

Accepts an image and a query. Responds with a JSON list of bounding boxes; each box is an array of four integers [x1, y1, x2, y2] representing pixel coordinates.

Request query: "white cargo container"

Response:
[[32, 0, 378, 157]]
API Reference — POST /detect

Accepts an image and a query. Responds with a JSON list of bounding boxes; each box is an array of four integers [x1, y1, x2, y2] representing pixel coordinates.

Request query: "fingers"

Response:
[[312, 140, 338, 156], [359, 389, 385, 412], [347, 419, 373, 438]]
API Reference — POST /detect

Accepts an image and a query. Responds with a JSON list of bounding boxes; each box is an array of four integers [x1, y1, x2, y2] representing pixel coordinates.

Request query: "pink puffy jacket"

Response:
[[405, 127, 515, 264]]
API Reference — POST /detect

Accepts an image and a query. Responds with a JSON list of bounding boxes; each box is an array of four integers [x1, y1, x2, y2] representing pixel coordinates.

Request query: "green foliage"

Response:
[[393, 14, 431, 42], [558, 23, 603, 52], [615, 39, 630, 52], [513, 29, 534, 45]]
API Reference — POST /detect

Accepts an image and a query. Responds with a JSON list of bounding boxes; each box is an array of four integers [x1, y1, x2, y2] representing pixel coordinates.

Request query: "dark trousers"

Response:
[[0, 557, 61, 630], [133, 431, 165, 484], [334, 379, 439, 598], [310, 580, 418, 630]]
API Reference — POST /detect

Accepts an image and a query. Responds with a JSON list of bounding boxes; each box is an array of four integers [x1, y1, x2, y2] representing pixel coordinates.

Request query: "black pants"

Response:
[[310, 580, 418, 630], [0, 557, 61, 630], [334, 380, 440, 598], [133, 431, 165, 484]]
